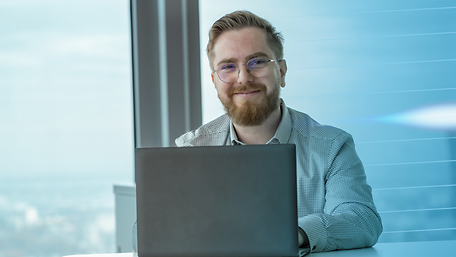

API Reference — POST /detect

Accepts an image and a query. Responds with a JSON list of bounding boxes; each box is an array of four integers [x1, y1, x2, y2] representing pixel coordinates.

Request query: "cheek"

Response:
[[214, 82, 230, 96], [266, 70, 281, 87], [270, 68, 284, 88]]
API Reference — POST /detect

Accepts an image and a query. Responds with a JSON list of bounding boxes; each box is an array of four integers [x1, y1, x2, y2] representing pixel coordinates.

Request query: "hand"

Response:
[[298, 227, 310, 248]]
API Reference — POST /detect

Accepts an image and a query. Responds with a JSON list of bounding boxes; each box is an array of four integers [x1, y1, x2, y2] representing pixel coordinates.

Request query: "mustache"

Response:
[[228, 83, 267, 96]]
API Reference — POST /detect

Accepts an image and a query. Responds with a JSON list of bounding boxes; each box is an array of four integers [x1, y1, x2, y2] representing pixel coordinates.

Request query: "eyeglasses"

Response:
[[213, 57, 283, 83]]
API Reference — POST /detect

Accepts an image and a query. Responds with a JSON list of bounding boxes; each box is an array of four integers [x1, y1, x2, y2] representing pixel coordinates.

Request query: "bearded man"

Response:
[[175, 10, 383, 253]]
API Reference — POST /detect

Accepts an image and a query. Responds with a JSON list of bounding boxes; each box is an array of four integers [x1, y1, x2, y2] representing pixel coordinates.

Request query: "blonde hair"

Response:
[[207, 10, 284, 70]]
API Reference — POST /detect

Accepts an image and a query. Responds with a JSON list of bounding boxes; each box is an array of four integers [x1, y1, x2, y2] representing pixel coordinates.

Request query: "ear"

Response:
[[211, 72, 215, 85], [279, 60, 287, 88]]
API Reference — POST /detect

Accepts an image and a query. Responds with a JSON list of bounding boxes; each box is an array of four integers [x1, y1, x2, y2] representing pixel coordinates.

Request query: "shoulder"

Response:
[[288, 107, 351, 143], [287, 107, 359, 168], [175, 114, 231, 146]]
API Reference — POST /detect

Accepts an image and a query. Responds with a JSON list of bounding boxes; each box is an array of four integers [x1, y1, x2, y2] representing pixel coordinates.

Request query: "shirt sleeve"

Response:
[[298, 132, 383, 252], [132, 220, 138, 253]]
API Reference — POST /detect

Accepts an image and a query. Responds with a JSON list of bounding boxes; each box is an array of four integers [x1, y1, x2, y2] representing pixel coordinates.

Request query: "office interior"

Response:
[[1, 0, 455, 256]]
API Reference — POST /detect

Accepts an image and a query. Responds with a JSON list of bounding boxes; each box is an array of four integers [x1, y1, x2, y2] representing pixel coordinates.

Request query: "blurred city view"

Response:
[[0, 1, 133, 256], [0, 176, 130, 257]]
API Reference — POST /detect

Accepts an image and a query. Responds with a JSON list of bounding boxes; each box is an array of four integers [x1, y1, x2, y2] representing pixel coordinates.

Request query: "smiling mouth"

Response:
[[228, 84, 266, 97], [235, 90, 261, 95]]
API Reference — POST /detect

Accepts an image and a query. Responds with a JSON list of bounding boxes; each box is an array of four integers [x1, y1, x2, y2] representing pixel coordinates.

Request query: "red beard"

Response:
[[219, 83, 280, 126]]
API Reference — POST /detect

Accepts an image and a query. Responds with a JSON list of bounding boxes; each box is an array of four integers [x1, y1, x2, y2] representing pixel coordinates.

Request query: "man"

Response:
[[175, 10, 383, 252]]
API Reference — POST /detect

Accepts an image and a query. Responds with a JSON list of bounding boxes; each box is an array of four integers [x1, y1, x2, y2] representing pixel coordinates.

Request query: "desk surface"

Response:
[[63, 240, 456, 257], [310, 239, 454, 256]]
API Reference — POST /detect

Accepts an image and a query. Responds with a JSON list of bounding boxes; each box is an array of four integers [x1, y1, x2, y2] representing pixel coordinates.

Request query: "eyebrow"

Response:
[[215, 52, 271, 68], [216, 58, 237, 68], [245, 52, 269, 61]]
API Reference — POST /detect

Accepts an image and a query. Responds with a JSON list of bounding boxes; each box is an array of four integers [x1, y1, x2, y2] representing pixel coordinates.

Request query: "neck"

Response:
[[232, 106, 282, 145]]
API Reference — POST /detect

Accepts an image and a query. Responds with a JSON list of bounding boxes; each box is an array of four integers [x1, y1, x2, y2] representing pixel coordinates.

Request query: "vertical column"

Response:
[[131, 0, 201, 148]]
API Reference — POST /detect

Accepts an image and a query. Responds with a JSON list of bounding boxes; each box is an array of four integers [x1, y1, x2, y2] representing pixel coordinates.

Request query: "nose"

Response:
[[236, 64, 253, 85]]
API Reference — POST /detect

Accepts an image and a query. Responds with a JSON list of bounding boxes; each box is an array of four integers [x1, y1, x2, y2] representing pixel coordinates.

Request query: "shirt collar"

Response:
[[229, 121, 241, 145], [229, 99, 292, 145]]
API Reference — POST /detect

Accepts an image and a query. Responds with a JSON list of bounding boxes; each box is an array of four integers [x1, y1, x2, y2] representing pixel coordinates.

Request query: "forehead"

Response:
[[212, 27, 275, 65]]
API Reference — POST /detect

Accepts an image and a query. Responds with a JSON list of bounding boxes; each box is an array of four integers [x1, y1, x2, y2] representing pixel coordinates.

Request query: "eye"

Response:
[[248, 58, 268, 69], [219, 63, 237, 72]]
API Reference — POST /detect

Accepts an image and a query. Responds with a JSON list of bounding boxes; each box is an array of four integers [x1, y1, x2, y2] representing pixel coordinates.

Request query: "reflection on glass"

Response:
[[378, 103, 456, 131]]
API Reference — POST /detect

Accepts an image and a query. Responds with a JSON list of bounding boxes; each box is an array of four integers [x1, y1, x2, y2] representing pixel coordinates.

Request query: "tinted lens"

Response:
[[217, 63, 238, 82], [247, 58, 269, 78], [247, 58, 268, 70], [218, 63, 237, 73]]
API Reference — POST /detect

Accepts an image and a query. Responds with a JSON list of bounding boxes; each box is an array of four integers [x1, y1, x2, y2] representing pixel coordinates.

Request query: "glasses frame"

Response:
[[212, 58, 284, 83]]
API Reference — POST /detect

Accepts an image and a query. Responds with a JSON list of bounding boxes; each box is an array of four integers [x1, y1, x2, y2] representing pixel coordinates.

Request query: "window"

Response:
[[200, 0, 456, 242], [0, 0, 133, 256]]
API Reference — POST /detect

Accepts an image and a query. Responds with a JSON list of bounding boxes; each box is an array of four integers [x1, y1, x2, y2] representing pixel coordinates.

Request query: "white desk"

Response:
[[63, 240, 456, 257], [309, 240, 454, 256]]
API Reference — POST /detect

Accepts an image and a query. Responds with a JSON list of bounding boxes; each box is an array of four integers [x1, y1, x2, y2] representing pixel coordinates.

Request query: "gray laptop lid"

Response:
[[136, 144, 298, 257]]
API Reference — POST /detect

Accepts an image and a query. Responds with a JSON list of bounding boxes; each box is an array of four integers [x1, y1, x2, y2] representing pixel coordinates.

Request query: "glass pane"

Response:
[[0, 0, 133, 256], [199, 0, 456, 243]]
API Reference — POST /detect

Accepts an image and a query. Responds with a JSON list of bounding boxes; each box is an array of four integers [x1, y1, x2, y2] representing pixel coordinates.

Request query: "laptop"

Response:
[[135, 144, 306, 257]]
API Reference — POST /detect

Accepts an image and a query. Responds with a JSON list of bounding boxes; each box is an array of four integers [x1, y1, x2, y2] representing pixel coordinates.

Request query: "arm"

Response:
[[133, 220, 138, 252], [298, 227, 310, 248], [299, 133, 383, 252]]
